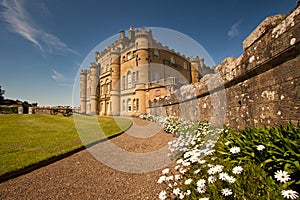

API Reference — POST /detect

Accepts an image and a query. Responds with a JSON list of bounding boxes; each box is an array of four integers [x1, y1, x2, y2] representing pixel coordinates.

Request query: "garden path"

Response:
[[0, 117, 174, 200]]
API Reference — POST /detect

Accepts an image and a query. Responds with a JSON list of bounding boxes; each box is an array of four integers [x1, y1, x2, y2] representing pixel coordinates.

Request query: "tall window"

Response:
[[136, 71, 139, 83], [183, 62, 188, 70], [127, 71, 132, 88], [170, 56, 175, 64], [107, 82, 110, 92], [101, 85, 104, 95], [133, 99, 136, 112], [154, 49, 159, 57], [133, 72, 136, 87], [127, 52, 132, 60], [136, 99, 139, 111], [122, 100, 125, 111], [127, 99, 131, 112]]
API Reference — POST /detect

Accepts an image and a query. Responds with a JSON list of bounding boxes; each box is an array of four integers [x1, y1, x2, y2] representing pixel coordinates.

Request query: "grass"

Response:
[[0, 114, 132, 176]]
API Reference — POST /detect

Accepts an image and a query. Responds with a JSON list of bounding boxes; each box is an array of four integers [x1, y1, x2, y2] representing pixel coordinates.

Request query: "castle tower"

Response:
[[110, 48, 121, 115], [89, 63, 98, 115], [80, 70, 88, 114]]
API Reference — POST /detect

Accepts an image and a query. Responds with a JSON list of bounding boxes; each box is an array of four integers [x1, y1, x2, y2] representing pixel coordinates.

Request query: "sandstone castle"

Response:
[[80, 27, 212, 116], [80, 4, 299, 129]]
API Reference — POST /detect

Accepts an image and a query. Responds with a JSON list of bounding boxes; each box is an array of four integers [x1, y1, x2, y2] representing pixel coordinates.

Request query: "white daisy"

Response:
[[159, 190, 167, 200], [198, 160, 206, 164], [185, 190, 191, 196], [199, 198, 209, 200], [184, 178, 193, 185], [274, 170, 291, 183], [173, 188, 181, 196], [197, 179, 206, 188], [174, 165, 180, 170], [162, 168, 170, 174], [230, 146, 241, 154], [221, 188, 233, 196], [194, 169, 201, 174], [174, 174, 181, 180], [197, 186, 206, 194], [227, 176, 236, 183], [214, 165, 224, 173], [232, 166, 243, 174], [179, 168, 187, 174], [208, 176, 217, 183], [157, 175, 166, 184], [256, 145, 265, 151], [225, 141, 231, 146], [207, 167, 218, 175], [281, 190, 298, 199], [219, 172, 229, 181], [166, 175, 174, 181]]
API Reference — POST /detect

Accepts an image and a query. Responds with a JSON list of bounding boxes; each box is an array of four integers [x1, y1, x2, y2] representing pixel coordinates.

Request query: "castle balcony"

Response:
[[99, 93, 111, 100], [100, 70, 111, 78]]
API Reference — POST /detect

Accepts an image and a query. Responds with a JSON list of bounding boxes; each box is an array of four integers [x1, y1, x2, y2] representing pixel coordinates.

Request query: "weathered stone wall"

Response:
[[149, 6, 300, 129]]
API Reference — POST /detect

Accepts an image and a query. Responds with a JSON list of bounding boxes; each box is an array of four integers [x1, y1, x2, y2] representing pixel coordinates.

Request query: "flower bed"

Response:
[[141, 114, 300, 200]]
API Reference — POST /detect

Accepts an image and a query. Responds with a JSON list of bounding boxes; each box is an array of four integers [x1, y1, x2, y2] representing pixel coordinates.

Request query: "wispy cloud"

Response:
[[228, 21, 241, 38], [0, 0, 79, 55], [51, 69, 65, 82], [51, 69, 74, 87]]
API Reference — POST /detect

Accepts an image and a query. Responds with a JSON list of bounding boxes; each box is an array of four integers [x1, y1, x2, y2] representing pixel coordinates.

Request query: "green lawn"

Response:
[[0, 114, 132, 176]]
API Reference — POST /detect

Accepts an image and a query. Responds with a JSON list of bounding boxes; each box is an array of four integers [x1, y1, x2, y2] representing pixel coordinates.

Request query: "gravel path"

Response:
[[0, 118, 174, 200]]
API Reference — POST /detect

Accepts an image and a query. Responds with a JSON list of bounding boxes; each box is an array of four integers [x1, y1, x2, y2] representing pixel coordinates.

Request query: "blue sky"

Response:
[[0, 0, 297, 106]]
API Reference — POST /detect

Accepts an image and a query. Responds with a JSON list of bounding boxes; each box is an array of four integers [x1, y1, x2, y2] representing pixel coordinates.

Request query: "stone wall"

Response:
[[149, 5, 300, 129]]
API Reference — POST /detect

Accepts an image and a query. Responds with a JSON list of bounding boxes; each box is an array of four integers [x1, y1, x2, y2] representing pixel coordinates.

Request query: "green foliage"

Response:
[[216, 122, 300, 192], [152, 113, 300, 200]]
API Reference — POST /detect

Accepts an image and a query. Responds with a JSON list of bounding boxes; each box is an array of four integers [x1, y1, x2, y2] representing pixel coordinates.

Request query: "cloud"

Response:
[[51, 69, 65, 82], [228, 22, 241, 38], [0, 0, 79, 55]]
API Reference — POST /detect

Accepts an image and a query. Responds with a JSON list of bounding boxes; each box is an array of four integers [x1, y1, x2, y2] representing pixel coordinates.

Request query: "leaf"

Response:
[[294, 161, 300, 171]]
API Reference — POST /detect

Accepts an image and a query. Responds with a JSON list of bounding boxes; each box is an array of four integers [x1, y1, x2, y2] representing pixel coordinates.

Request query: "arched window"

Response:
[[133, 99, 136, 112], [127, 99, 131, 112], [127, 71, 132, 88], [132, 72, 136, 87]]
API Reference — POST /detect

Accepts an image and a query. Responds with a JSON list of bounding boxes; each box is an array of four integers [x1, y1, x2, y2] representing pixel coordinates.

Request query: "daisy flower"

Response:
[[214, 165, 224, 173], [197, 186, 206, 194], [184, 178, 193, 185], [274, 170, 291, 183], [281, 190, 298, 199], [159, 190, 167, 200], [225, 141, 231, 146], [219, 172, 229, 181], [227, 176, 236, 183], [199, 198, 209, 200], [197, 179, 206, 188], [185, 190, 191, 196], [157, 176, 166, 184], [221, 188, 233, 196], [162, 168, 170, 174], [256, 145, 265, 151], [230, 146, 241, 154], [208, 176, 217, 183], [232, 166, 243, 174]]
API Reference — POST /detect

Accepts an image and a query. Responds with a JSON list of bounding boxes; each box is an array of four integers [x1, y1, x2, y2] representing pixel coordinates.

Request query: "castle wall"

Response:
[[149, 6, 300, 129]]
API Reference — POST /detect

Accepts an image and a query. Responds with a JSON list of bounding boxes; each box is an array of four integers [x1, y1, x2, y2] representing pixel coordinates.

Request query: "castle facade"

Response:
[[80, 27, 212, 116]]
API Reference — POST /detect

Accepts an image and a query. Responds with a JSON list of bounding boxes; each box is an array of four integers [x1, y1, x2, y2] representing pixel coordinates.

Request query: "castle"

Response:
[[80, 27, 213, 116]]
